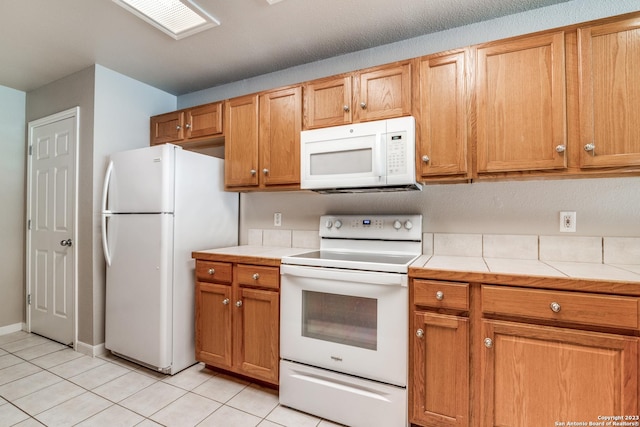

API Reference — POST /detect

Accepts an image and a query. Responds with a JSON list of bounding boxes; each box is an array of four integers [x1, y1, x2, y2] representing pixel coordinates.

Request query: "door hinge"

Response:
[[27, 219, 31, 230], [28, 145, 32, 156], [27, 294, 31, 305]]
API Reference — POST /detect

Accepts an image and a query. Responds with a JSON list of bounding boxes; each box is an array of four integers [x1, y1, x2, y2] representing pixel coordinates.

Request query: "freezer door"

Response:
[[106, 144, 175, 213], [105, 213, 174, 371]]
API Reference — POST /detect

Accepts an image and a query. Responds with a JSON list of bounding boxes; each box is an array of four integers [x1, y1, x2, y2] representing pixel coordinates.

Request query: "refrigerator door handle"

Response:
[[102, 161, 114, 266]]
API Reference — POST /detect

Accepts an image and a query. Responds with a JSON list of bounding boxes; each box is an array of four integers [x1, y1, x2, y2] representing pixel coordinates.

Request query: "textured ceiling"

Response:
[[0, 0, 570, 95]]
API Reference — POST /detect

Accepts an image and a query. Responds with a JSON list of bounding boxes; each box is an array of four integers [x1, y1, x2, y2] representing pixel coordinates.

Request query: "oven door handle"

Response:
[[280, 264, 406, 287]]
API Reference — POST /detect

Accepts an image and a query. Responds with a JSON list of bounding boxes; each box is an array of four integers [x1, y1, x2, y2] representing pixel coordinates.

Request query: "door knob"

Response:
[[60, 239, 72, 247]]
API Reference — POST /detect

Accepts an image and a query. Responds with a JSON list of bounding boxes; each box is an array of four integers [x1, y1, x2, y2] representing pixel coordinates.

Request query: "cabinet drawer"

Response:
[[196, 261, 232, 284], [413, 280, 469, 311], [237, 264, 280, 290], [482, 285, 640, 330]]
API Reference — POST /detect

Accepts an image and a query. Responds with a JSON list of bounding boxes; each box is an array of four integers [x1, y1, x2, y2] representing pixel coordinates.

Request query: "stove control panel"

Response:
[[320, 214, 422, 241]]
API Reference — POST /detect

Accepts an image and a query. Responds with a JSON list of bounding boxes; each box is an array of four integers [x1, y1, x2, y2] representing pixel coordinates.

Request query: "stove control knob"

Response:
[[334, 220, 343, 229], [404, 220, 413, 230], [325, 220, 333, 229], [393, 220, 402, 230]]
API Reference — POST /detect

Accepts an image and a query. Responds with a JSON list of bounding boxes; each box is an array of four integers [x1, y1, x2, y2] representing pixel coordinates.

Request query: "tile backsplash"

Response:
[[248, 228, 640, 264]]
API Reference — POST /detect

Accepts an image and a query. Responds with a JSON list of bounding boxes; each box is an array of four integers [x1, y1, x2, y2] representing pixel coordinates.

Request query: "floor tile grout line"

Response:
[[2, 333, 341, 427]]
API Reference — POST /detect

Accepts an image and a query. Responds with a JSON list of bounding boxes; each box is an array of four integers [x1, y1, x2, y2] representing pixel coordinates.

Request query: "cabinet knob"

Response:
[[484, 338, 493, 348], [555, 145, 566, 153], [208, 268, 215, 275], [185, 123, 191, 129], [549, 302, 561, 313], [343, 105, 350, 112], [250, 169, 257, 176], [584, 143, 596, 152], [416, 329, 424, 338], [236, 300, 243, 307], [176, 125, 181, 130], [263, 168, 269, 175], [435, 291, 444, 301], [360, 101, 367, 109], [252, 273, 260, 280], [222, 298, 229, 305], [421, 155, 430, 163]]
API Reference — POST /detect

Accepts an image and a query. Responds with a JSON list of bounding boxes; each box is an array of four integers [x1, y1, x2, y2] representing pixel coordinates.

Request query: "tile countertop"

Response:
[[192, 245, 310, 266], [410, 255, 640, 296]]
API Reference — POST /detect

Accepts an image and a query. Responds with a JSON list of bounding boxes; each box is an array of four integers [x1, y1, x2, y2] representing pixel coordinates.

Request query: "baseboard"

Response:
[[76, 340, 107, 357], [0, 323, 24, 336]]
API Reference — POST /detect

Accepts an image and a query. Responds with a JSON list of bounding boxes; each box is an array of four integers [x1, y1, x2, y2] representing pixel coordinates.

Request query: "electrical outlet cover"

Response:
[[559, 211, 576, 232]]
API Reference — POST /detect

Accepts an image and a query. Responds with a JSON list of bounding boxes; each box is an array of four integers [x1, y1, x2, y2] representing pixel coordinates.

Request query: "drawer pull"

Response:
[[208, 268, 215, 275], [416, 329, 424, 338], [252, 273, 260, 280], [484, 338, 493, 348], [435, 291, 444, 301], [549, 302, 561, 313], [222, 298, 229, 305]]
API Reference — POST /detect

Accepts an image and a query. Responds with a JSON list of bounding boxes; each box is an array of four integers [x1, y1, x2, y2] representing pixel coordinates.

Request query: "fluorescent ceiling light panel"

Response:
[[114, 0, 220, 40], [266, 0, 285, 4]]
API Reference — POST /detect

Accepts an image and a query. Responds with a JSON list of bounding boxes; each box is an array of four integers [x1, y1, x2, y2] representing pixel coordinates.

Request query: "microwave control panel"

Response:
[[386, 131, 408, 176]]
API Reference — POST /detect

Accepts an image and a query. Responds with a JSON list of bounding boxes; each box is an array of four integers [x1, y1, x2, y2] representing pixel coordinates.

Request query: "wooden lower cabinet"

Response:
[[411, 311, 469, 426], [195, 261, 280, 385], [410, 279, 640, 427], [480, 320, 638, 426]]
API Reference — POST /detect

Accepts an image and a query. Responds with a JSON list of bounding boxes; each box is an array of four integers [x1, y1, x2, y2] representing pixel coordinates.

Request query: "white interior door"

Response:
[[27, 108, 78, 346]]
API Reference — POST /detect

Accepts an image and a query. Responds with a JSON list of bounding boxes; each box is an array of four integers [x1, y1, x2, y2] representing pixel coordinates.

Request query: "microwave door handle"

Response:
[[375, 132, 385, 180]]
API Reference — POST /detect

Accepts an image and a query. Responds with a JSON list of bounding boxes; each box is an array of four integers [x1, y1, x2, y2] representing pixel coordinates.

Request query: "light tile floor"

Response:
[[0, 332, 343, 427]]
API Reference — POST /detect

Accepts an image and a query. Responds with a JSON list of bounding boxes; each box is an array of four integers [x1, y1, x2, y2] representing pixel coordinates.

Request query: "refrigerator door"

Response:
[[105, 213, 174, 371], [106, 144, 176, 214]]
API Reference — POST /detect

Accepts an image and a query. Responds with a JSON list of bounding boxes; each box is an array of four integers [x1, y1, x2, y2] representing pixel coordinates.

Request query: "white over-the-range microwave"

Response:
[[300, 116, 421, 193]]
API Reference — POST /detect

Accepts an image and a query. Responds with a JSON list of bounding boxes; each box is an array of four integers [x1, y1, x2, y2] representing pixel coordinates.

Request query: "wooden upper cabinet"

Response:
[[304, 76, 352, 129], [225, 87, 302, 190], [150, 111, 184, 145], [475, 32, 567, 174], [150, 101, 223, 145], [303, 61, 412, 129], [577, 16, 640, 168], [417, 51, 469, 180], [259, 86, 302, 188], [224, 94, 259, 188], [185, 102, 223, 140], [354, 61, 412, 122]]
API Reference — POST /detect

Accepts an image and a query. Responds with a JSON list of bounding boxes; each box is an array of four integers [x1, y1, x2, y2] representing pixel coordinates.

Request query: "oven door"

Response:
[[280, 264, 407, 387]]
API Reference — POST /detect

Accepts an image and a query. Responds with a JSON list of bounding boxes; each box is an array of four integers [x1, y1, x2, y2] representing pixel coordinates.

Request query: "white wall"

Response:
[[0, 85, 26, 330], [177, 0, 640, 243], [239, 177, 640, 243]]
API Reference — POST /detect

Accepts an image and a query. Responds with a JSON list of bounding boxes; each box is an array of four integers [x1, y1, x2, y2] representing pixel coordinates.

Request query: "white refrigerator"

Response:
[[101, 144, 238, 374]]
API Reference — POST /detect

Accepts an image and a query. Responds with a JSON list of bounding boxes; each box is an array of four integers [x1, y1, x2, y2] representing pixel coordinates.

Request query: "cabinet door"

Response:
[[225, 95, 259, 188], [476, 32, 567, 173], [150, 111, 184, 145], [480, 320, 638, 427], [185, 102, 223, 140], [578, 17, 640, 168], [259, 87, 302, 188], [234, 287, 279, 384], [304, 76, 352, 129], [411, 311, 469, 426], [417, 51, 469, 179], [355, 61, 412, 122], [195, 282, 232, 369]]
